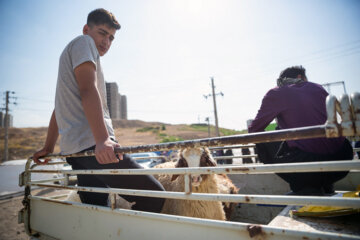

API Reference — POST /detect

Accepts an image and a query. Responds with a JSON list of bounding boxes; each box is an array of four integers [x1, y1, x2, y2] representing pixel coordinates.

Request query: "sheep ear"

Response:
[[171, 174, 179, 181], [171, 154, 187, 181], [175, 156, 188, 168], [202, 148, 217, 166]]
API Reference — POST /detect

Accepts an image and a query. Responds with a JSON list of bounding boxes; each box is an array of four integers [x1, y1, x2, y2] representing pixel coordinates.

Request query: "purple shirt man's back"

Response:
[[248, 81, 344, 154]]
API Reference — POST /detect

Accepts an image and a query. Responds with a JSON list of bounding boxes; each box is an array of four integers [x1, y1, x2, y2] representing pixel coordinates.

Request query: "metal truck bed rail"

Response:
[[19, 93, 360, 240]]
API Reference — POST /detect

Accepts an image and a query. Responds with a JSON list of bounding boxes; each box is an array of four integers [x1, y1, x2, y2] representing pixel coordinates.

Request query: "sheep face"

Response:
[[171, 147, 217, 186]]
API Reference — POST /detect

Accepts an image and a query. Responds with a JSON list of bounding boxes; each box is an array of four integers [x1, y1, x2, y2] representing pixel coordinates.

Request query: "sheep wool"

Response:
[[154, 161, 226, 220]]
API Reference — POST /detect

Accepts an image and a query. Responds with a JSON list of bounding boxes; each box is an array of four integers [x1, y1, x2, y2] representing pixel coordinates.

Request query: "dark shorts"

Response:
[[66, 146, 165, 213]]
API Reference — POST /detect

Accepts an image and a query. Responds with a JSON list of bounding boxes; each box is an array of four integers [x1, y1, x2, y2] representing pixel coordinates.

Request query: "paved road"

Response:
[[0, 159, 64, 196]]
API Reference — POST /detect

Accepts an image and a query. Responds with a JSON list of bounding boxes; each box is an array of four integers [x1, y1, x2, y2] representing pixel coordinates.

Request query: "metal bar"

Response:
[[30, 161, 67, 170], [34, 125, 328, 160], [132, 156, 167, 160], [29, 178, 67, 184], [184, 175, 191, 194], [110, 193, 116, 210], [29, 160, 360, 175], [28, 176, 76, 185], [30, 184, 360, 208], [340, 94, 356, 136], [64, 174, 69, 187], [209, 144, 256, 150], [213, 155, 257, 160]]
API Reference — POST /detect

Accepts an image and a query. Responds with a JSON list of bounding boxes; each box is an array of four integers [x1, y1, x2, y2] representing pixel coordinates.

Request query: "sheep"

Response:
[[215, 174, 239, 220], [154, 147, 238, 221], [65, 190, 135, 209]]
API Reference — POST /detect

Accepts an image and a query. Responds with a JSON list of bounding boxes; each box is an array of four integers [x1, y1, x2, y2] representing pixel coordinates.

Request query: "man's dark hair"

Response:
[[279, 66, 306, 79], [87, 8, 121, 30]]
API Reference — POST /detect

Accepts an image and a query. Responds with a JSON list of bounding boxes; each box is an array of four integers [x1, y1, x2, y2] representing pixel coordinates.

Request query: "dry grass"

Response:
[[0, 120, 242, 161]]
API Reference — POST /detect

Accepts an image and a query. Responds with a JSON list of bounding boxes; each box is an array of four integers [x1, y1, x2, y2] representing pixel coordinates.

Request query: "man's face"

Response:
[[83, 24, 116, 56]]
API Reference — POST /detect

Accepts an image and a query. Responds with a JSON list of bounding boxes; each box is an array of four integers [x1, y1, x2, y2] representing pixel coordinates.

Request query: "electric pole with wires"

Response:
[[1, 91, 17, 162], [204, 77, 223, 137]]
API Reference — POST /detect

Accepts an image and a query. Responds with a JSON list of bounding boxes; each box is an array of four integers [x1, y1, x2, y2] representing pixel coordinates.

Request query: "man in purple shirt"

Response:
[[249, 66, 353, 195]]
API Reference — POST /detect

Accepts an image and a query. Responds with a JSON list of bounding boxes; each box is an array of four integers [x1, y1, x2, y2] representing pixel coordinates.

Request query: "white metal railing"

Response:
[[25, 160, 360, 208], [213, 154, 258, 160], [19, 92, 360, 239], [210, 144, 256, 150]]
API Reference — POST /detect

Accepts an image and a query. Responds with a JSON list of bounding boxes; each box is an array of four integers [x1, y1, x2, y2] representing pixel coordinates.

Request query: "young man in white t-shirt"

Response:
[[33, 9, 165, 212]]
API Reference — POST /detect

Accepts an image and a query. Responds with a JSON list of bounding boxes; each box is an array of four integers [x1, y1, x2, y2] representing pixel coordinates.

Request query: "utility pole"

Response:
[[2, 91, 16, 163], [205, 117, 210, 137], [204, 77, 223, 137]]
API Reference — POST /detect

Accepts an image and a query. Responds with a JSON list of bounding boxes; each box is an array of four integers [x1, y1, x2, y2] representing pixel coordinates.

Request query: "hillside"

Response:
[[0, 120, 245, 161]]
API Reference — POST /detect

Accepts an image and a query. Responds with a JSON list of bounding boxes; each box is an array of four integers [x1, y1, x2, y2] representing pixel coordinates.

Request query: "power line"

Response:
[[14, 108, 51, 112], [17, 97, 53, 103], [218, 39, 360, 79]]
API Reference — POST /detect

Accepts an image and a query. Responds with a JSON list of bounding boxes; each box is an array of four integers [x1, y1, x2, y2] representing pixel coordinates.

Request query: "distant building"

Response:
[[0, 112, 13, 128], [120, 95, 127, 120], [105, 82, 128, 120], [106, 82, 120, 119]]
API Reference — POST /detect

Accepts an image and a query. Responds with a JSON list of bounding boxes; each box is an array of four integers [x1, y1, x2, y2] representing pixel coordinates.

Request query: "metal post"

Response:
[[211, 77, 220, 137], [4, 91, 9, 162], [205, 117, 210, 137]]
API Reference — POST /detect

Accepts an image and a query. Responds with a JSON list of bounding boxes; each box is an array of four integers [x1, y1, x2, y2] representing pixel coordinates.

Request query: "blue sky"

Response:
[[1, 0, 359, 131]]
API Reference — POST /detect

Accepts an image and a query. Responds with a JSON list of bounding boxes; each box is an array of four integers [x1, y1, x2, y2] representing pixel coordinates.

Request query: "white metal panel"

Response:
[[30, 197, 359, 240]]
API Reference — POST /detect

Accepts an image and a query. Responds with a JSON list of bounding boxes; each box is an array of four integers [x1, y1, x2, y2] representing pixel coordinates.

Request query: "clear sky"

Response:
[[1, 0, 359, 131]]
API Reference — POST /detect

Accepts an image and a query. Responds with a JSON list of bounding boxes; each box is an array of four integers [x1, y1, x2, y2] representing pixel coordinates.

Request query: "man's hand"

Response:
[[33, 148, 52, 165], [95, 138, 123, 164], [33, 110, 58, 165]]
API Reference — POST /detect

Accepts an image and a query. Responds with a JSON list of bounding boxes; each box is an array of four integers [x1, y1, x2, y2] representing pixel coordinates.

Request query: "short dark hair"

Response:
[[279, 66, 306, 79], [87, 8, 121, 30]]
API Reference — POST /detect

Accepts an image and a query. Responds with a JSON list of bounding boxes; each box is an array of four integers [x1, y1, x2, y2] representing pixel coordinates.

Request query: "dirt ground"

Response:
[[0, 189, 70, 240], [0, 195, 27, 240]]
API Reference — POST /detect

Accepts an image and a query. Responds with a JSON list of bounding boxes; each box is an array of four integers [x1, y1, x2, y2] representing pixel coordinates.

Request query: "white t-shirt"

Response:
[[55, 35, 114, 154]]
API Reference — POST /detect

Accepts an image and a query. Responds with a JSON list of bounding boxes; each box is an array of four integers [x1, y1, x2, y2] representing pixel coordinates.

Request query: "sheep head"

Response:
[[171, 147, 217, 186]]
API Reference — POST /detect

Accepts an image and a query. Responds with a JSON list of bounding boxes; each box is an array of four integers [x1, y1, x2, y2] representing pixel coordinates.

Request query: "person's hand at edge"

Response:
[[95, 137, 123, 164], [33, 148, 52, 165]]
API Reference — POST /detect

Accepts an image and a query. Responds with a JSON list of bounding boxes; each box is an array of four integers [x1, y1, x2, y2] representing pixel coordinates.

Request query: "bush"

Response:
[[160, 136, 184, 143], [136, 126, 160, 133]]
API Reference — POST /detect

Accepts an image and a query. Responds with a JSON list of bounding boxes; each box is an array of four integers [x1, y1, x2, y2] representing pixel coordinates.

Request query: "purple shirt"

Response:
[[248, 81, 344, 154]]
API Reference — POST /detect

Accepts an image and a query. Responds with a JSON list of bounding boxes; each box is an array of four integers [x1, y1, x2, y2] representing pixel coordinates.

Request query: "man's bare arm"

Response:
[[33, 110, 59, 164], [74, 61, 121, 164]]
